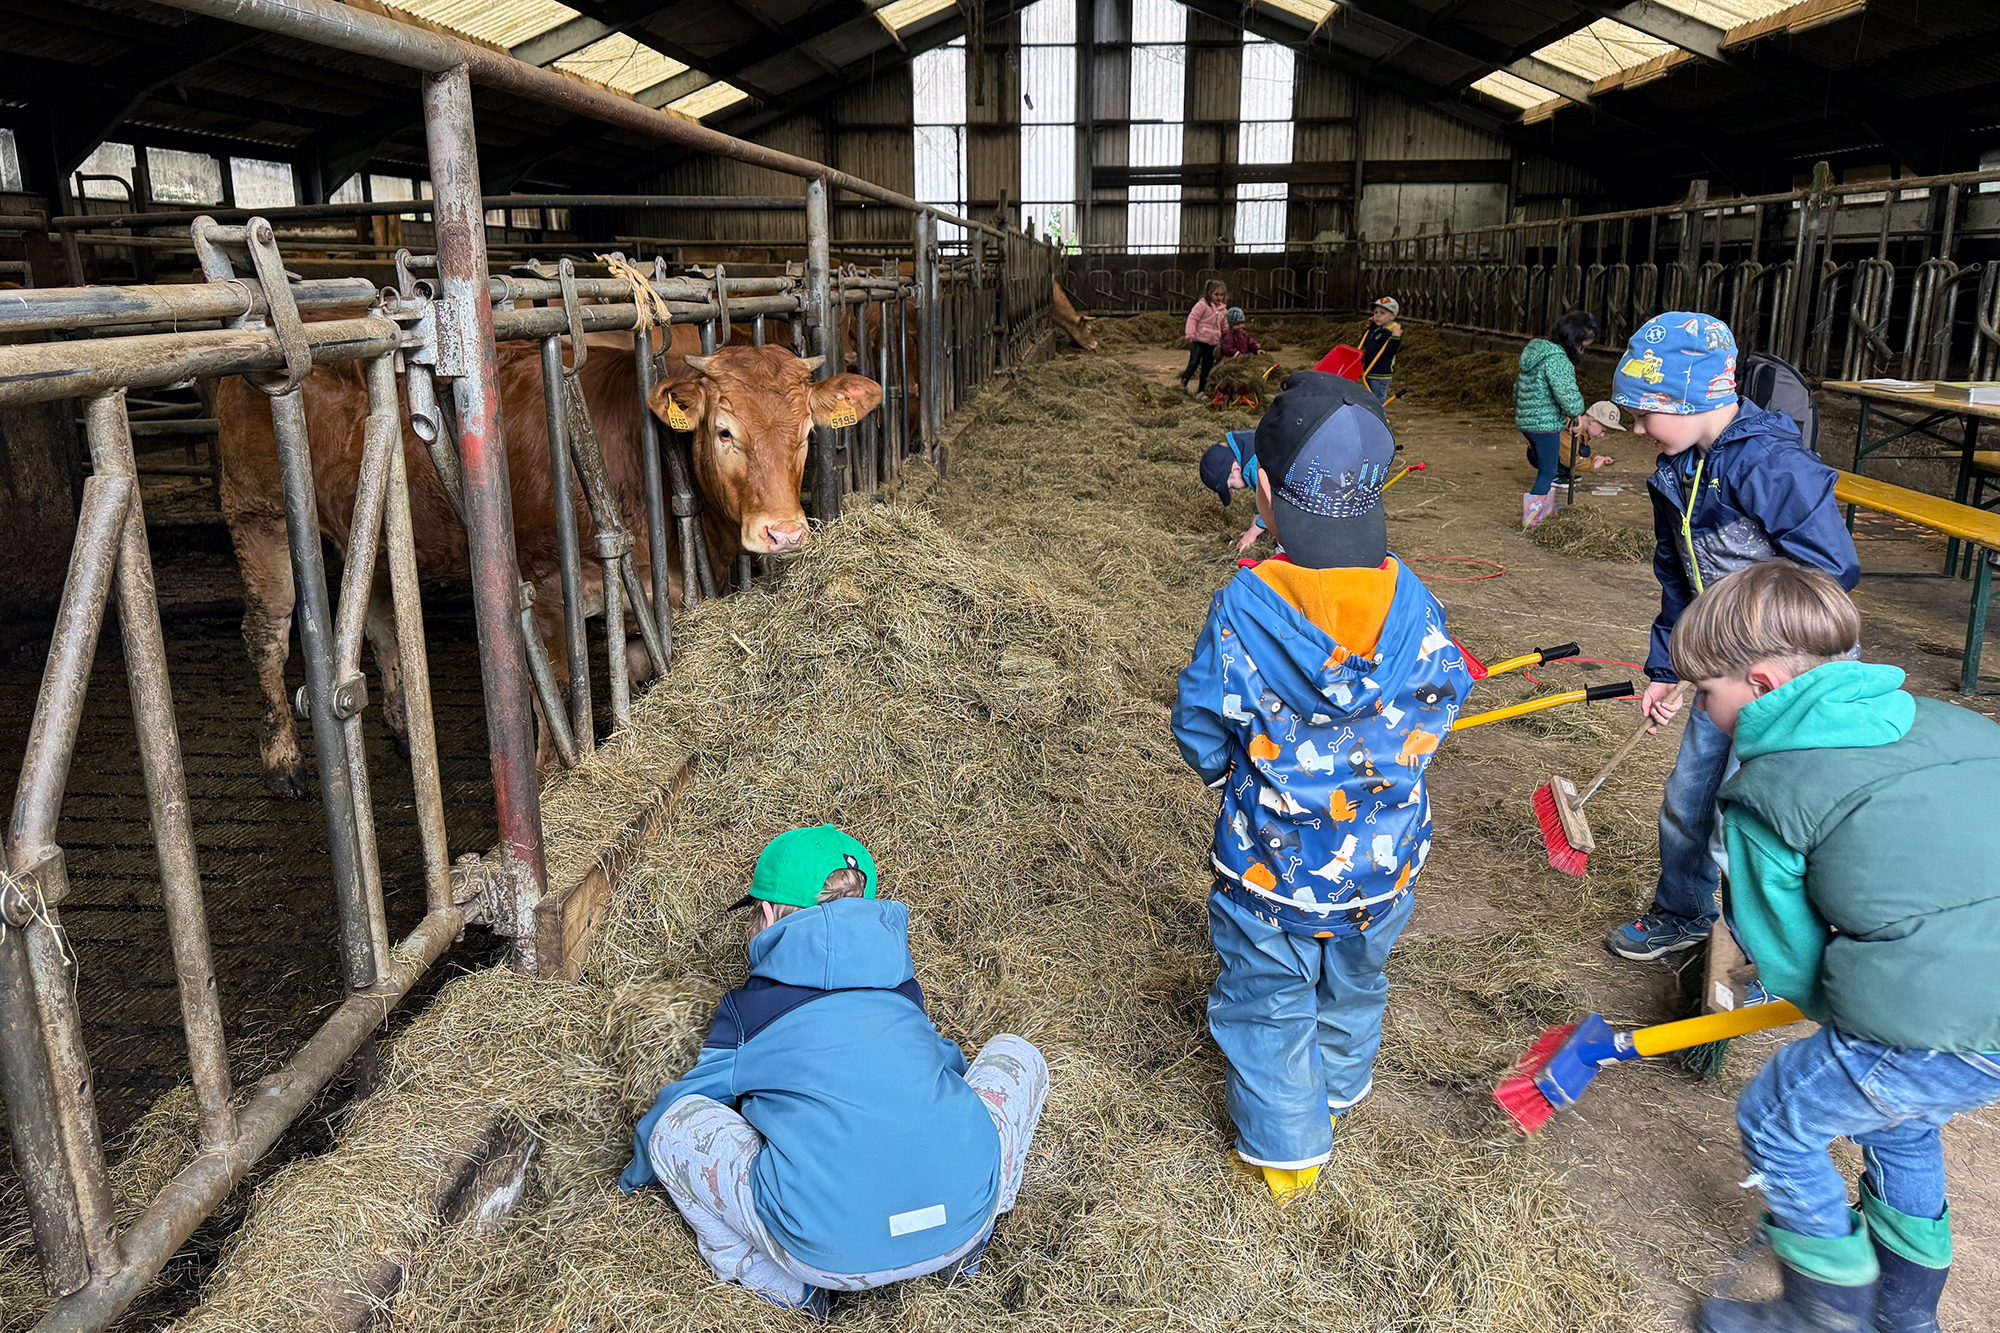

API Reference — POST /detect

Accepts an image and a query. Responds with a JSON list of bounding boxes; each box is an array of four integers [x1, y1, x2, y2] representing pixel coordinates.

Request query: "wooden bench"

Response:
[[1834, 470, 2000, 694]]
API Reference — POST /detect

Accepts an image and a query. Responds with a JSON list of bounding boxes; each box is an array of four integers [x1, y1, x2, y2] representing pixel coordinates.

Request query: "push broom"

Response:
[[1531, 681, 1689, 876], [1450, 680, 1634, 731], [1495, 997, 1806, 1134]]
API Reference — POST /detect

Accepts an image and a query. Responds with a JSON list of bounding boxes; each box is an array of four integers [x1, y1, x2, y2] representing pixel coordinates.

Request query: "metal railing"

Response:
[[0, 0, 1058, 1324], [1063, 246, 1358, 315], [1357, 164, 2000, 381]]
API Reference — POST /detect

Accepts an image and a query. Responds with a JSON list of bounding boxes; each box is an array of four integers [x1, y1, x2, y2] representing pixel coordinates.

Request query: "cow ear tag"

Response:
[[664, 395, 693, 431], [828, 395, 858, 429]]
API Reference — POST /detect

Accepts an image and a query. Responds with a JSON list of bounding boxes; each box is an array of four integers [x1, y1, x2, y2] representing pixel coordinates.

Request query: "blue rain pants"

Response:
[[1206, 884, 1415, 1169]]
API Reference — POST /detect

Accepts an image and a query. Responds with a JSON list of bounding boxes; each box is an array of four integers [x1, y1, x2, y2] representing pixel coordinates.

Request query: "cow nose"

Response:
[[761, 520, 809, 553]]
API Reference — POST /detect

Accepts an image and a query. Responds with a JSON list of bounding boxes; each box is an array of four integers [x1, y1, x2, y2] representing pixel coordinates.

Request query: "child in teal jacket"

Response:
[[1668, 561, 2000, 1333]]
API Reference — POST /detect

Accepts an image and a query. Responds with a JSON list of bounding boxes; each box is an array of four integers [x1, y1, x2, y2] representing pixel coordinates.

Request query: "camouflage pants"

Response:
[[650, 1034, 1048, 1306]]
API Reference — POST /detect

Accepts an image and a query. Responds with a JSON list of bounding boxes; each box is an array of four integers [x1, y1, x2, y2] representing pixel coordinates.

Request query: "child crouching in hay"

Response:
[[620, 825, 1049, 1319], [1173, 378, 1471, 1203]]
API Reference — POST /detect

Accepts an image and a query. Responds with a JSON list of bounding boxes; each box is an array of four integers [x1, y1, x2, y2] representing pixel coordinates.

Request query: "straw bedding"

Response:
[[1527, 504, 1658, 564], [4, 351, 1691, 1332]]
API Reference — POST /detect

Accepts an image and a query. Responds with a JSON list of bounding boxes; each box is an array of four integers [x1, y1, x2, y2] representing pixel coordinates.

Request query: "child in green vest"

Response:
[[1670, 560, 2000, 1333]]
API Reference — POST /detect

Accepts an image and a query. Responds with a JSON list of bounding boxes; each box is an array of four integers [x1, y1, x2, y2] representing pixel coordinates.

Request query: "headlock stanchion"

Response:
[[1351, 160, 2000, 384], [0, 0, 1064, 1323]]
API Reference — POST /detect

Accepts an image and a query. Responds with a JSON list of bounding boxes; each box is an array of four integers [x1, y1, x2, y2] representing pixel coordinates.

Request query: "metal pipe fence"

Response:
[[0, 0, 1060, 1323], [1356, 163, 2000, 382]]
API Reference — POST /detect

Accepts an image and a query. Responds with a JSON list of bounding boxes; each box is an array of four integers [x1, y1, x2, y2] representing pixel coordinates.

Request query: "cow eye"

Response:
[[715, 426, 734, 444]]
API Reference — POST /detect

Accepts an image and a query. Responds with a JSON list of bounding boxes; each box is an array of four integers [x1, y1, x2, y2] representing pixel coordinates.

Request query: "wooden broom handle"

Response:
[[1578, 680, 1690, 806]]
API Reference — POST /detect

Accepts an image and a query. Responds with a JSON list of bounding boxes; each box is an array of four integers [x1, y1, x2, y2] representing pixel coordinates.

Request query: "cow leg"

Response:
[[362, 580, 410, 759], [233, 513, 309, 798]]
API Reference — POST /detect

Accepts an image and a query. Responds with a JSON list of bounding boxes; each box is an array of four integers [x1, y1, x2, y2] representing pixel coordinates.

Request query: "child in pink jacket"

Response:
[[1180, 280, 1229, 395]]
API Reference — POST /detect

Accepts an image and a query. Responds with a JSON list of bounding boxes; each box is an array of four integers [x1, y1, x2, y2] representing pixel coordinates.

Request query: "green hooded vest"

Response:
[[1721, 693, 2000, 1052]]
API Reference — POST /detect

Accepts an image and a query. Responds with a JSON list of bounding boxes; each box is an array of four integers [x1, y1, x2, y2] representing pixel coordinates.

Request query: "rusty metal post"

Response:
[[631, 330, 678, 633], [423, 63, 548, 928], [915, 212, 939, 465], [852, 285, 873, 495], [539, 335, 592, 754], [805, 175, 842, 522], [1, 475, 134, 1300]]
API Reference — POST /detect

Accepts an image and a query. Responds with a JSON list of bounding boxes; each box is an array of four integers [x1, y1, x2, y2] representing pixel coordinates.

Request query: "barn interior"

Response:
[[2, 1, 1999, 1330]]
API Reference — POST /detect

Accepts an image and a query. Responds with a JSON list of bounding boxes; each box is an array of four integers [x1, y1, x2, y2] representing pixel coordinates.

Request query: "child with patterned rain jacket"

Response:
[[1173, 375, 1470, 1200]]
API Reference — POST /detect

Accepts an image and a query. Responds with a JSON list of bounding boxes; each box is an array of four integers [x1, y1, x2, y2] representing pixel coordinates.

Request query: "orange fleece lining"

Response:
[[1252, 558, 1398, 659]]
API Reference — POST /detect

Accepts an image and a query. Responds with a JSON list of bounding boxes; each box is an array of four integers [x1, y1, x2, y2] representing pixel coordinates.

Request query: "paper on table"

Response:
[[1858, 378, 1931, 392]]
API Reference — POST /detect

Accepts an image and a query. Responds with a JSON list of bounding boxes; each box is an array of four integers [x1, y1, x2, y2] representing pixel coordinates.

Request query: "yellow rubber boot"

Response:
[[1259, 1115, 1338, 1203], [1261, 1164, 1321, 1202]]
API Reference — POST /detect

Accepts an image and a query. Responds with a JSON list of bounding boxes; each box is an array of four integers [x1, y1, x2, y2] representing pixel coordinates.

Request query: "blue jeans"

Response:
[[1521, 431, 1561, 495], [1207, 885, 1414, 1169], [1654, 701, 1735, 925], [1738, 1026, 2000, 1238], [1365, 375, 1392, 402]]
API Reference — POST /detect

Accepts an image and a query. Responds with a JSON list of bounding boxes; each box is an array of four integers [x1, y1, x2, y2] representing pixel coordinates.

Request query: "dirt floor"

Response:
[[1108, 321, 2000, 1330]]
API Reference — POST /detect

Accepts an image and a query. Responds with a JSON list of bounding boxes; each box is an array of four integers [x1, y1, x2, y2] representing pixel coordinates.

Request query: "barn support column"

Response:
[[421, 63, 549, 953], [914, 211, 939, 469], [805, 174, 841, 523]]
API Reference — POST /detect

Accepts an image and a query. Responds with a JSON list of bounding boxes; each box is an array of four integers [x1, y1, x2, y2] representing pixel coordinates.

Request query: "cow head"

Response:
[[647, 346, 883, 556]]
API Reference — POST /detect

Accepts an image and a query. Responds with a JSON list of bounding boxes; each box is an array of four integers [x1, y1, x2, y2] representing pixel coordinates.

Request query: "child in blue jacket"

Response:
[[621, 826, 1049, 1319], [1174, 377, 1470, 1202], [1602, 313, 1859, 965]]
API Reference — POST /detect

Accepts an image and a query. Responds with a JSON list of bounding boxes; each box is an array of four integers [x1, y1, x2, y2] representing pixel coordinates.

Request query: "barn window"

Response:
[[73, 143, 137, 202], [330, 175, 365, 205], [230, 157, 297, 209], [913, 37, 969, 241], [146, 148, 225, 205], [1127, 0, 1186, 253], [1234, 33, 1293, 253], [1019, 0, 1077, 249], [0, 130, 21, 192]]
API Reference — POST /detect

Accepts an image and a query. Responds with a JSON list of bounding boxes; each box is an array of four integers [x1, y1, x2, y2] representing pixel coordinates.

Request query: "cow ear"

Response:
[[648, 377, 711, 432], [808, 373, 883, 428]]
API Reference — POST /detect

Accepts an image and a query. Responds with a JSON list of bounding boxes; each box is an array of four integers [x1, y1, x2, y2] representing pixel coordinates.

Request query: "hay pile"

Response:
[[137, 353, 1675, 1333], [1206, 353, 1289, 405], [1528, 504, 1658, 564]]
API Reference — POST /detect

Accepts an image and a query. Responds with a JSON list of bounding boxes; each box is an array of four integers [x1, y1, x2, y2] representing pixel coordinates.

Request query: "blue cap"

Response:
[[1260, 392, 1396, 568], [1199, 443, 1235, 505], [1614, 312, 1738, 415]]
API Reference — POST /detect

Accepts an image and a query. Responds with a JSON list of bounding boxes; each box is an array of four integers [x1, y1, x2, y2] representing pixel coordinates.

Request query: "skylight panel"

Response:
[[1257, 0, 1335, 25], [876, 0, 958, 33], [1471, 71, 1559, 110], [378, 0, 582, 50], [554, 34, 689, 93], [1657, 0, 1797, 26], [1531, 19, 1673, 82], [668, 82, 751, 120]]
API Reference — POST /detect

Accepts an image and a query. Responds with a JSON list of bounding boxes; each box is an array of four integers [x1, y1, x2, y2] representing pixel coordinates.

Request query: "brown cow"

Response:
[[218, 328, 880, 797], [1052, 279, 1098, 351]]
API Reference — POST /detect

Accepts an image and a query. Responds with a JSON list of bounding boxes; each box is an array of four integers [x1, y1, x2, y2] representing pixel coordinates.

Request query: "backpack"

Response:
[[1739, 352, 1820, 455]]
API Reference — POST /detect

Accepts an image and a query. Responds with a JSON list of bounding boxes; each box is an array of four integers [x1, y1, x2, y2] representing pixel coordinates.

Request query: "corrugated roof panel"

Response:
[[876, 0, 956, 32], [1470, 70, 1556, 109], [377, 0, 580, 49], [669, 82, 751, 119], [1532, 19, 1673, 80], [554, 34, 688, 92], [1659, 0, 1798, 27]]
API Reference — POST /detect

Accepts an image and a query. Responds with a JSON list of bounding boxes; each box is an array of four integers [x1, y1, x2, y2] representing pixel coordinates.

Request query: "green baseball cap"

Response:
[[726, 825, 878, 912]]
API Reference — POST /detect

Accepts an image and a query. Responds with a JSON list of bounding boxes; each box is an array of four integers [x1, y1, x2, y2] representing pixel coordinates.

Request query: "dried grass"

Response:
[[1527, 505, 1658, 564], [82, 349, 1698, 1332]]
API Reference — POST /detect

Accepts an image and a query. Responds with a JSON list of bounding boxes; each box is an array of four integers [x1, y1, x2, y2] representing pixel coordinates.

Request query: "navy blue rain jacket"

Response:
[[1645, 401, 1860, 681]]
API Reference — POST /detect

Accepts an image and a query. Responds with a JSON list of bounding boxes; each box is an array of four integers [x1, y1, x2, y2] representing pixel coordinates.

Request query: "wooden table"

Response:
[[1823, 381, 2000, 576]]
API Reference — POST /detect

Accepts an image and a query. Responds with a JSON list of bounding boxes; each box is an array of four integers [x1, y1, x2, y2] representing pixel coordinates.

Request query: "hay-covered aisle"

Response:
[[149, 354, 1658, 1332]]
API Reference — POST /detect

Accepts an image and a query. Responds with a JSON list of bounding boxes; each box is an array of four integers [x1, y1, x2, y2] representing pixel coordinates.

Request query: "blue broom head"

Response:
[[1533, 1012, 1635, 1109]]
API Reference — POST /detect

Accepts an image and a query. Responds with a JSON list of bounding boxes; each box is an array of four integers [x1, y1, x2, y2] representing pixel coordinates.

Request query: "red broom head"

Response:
[[1530, 782, 1590, 877], [1453, 635, 1490, 680], [1493, 1022, 1576, 1134]]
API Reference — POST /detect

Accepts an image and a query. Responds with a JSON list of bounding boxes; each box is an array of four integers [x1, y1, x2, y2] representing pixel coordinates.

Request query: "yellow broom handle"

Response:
[[1630, 1001, 1807, 1057], [1481, 652, 1544, 678], [1451, 690, 1586, 731]]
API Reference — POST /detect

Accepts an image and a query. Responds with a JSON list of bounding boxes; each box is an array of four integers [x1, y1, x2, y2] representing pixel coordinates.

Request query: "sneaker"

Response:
[[756, 1286, 831, 1323], [1604, 911, 1712, 961]]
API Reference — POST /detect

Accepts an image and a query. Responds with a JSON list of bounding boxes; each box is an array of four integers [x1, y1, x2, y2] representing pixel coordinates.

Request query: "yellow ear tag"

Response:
[[664, 396, 693, 431], [828, 396, 858, 429]]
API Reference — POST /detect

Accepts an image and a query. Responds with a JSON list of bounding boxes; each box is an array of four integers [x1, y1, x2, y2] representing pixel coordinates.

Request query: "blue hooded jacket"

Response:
[[1173, 558, 1470, 937], [620, 899, 1001, 1275], [1645, 401, 1860, 681]]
